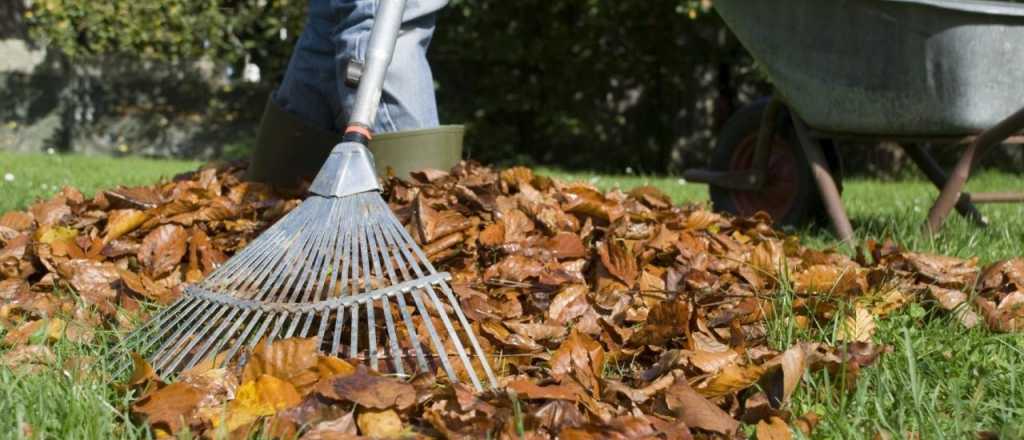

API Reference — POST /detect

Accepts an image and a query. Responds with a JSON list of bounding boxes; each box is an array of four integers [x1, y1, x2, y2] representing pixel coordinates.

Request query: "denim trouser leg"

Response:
[[273, 0, 446, 134]]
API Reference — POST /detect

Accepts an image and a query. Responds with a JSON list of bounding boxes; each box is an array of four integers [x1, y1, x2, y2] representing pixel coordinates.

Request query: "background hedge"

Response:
[[19, 0, 1024, 174]]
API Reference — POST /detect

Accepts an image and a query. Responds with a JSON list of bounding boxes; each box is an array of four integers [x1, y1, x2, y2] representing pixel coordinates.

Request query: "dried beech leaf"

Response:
[[551, 330, 604, 396], [836, 307, 876, 343], [132, 382, 206, 434], [599, 239, 638, 288], [665, 378, 739, 435], [103, 209, 149, 243], [356, 409, 404, 438], [219, 375, 303, 432], [138, 224, 188, 278], [756, 416, 793, 440], [317, 365, 415, 410], [697, 363, 766, 398], [507, 379, 578, 401]]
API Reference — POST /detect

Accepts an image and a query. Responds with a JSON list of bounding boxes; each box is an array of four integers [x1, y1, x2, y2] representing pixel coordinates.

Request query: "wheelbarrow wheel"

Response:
[[709, 100, 842, 228]]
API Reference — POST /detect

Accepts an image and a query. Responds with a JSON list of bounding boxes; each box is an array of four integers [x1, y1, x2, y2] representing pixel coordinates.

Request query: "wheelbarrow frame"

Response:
[[687, 96, 1024, 241], [684, 0, 1024, 241]]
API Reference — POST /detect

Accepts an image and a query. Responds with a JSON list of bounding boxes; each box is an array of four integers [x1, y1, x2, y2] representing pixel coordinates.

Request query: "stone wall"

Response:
[[0, 1, 266, 159]]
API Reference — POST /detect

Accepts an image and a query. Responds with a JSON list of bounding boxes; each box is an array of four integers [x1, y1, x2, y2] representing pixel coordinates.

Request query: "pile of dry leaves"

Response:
[[1, 161, 1022, 439]]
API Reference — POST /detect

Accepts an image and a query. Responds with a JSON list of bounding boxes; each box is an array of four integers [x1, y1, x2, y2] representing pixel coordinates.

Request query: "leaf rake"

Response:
[[121, 0, 497, 390]]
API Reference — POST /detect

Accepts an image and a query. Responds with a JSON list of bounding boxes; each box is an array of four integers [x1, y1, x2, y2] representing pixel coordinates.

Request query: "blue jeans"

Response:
[[273, 0, 446, 133]]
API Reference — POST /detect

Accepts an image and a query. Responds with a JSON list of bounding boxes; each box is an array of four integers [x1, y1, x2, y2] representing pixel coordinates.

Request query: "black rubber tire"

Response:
[[708, 100, 842, 228]]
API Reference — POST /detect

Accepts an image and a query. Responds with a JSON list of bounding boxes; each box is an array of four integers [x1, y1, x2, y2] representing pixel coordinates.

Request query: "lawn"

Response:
[[1, 151, 1023, 438]]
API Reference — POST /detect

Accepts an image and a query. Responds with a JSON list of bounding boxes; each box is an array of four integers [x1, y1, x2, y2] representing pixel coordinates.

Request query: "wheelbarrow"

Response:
[[683, 0, 1024, 241]]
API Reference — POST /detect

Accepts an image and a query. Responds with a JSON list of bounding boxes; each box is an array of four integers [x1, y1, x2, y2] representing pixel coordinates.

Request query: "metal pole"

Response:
[[348, 0, 407, 130], [925, 106, 1024, 234], [792, 116, 854, 242], [903, 144, 987, 226]]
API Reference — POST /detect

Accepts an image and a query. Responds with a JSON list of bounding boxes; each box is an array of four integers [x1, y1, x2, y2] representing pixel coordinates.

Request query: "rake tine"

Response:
[[366, 217, 414, 375], [299, 201, 346, 338], [437, 282, 499, 387], [163, 303, 234, 373], [364, 209, 405, 376], [135, 297, 203, 355], [243, 310, 277, 353], [372, 212, 457, 383], [331, 207, 357, 356], [378, 212, 481, 389], [265, 312, 289, 351], [371, 218, 430, 372], [331, 305, 346, 357], [206, 208, 298, 292], [421, 284, 483, 390], [221, 309, 266, 367], [355, 213, 379, 370], [150, 301, 218, 370], [284, 204, 335, 339], [121, 297, 193, 352], [183, 307, 251, 371]]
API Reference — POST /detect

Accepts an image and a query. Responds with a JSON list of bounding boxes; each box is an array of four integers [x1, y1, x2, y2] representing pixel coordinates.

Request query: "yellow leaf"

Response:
[[317, 355, 356, 379], [836, 307, 876, 343], [35, 226, 78, 245], [357, 409, 404, 438], [103, 209, 150, 243], [218, 375, 301, 432], [696, 363, 765, 398]]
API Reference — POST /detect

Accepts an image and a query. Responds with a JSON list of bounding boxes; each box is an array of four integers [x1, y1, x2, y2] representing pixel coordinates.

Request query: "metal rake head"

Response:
[[124, 190, 497, 391]]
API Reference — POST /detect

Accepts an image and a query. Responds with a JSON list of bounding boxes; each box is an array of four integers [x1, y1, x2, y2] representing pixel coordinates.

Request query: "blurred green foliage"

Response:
[[24, 0, 304, 74], [22, 0, 757, 172]]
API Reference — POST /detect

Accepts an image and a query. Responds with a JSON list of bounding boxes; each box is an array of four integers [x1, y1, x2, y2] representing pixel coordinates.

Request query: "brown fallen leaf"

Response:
[[103, 209, 150, 243], [128, 352, 160, 388], [664, 377, 739, 435], [137, 224, 188, 278], [756, 416, 793, 440], [0, 345, 55, 372], [242, 338, 321, 393], [133, 381, 206, 435], [550, 330, 605, 397], [696, 362, 766, 398], [507, 379, 578, 401], [0, 211, 34, 231], [299, 412, 357, 440], [317, 365, 415, 410], [599, 238, 638, 288], [760, 344, 808, 407]]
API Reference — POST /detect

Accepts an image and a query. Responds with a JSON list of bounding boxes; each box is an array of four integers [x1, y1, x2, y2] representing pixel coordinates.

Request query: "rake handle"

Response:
[[310, 0, 406, 198], [347, 0, 408, 137]]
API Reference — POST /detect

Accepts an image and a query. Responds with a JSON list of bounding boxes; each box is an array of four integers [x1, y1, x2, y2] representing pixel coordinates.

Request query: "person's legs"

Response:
[[273, 0, 343, 133], [251, 0, 449, 186], [331, 0, 447, 132]]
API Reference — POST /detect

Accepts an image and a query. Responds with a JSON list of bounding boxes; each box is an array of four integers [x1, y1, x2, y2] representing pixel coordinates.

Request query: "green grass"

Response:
[[0, 332, 149, 440], [1, 152, 1022, 439], [0, 152, 200, 213]]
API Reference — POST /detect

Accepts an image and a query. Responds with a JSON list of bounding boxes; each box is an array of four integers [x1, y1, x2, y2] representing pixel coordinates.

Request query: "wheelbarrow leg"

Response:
[[903, 143, 987, 227], [925, 106, 1024, 234], [791, 116, 854, 242]]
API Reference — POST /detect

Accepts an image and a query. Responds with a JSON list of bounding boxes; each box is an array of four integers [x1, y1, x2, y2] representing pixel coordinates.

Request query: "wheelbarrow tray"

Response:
[[715, 0, 1024, 136]]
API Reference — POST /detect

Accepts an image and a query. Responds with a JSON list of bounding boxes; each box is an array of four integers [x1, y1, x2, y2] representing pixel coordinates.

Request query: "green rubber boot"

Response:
[[248, 96, 465, 186], [247, 96, 343, 188]]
